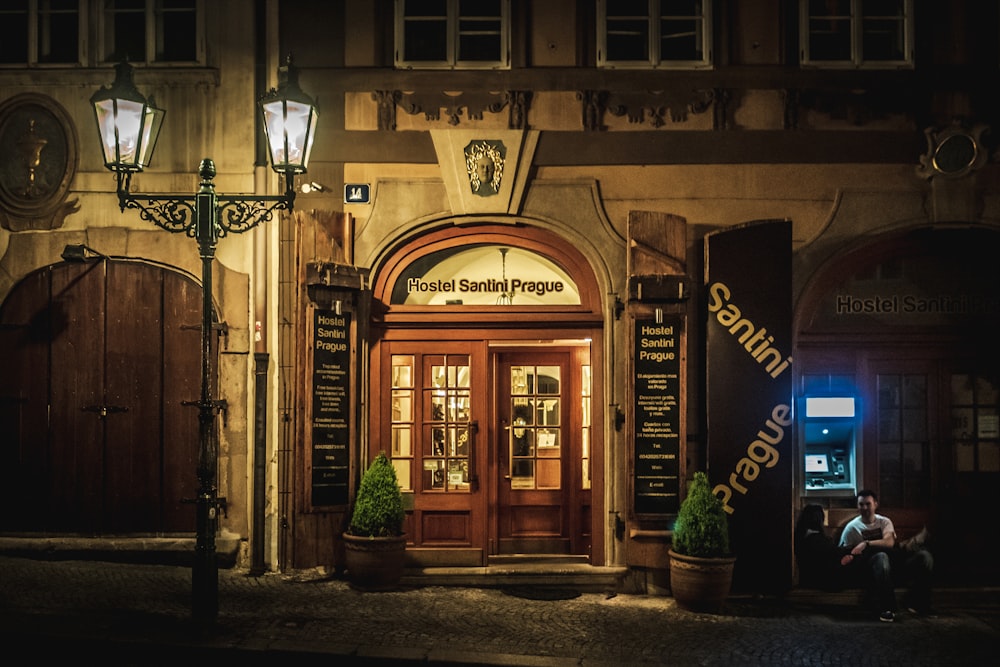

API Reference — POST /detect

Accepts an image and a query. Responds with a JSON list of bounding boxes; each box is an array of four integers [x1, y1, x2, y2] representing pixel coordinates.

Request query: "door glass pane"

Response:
[[956, 441, 975, 472], [877, 373, 928, 507], [390, 355, 415, 490], [536, 398, 560, 426], [536, 366, 560, 394], [582, 364, 592, 489], [392, 427, 412, 457], [509, 365, 561, 490], [978, 442, 1000, 472], [422, 354, 472, 492], [951, 372, 1000, 473], [511, 459, 534, 487]]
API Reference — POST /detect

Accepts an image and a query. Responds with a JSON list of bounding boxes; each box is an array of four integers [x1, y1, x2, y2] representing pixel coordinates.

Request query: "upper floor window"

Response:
[[395, 0, 510, 70], [0, 0, 82, 65], [598, 0, 712, 69], [0, 1, 202, 66], [800, 0, 913, 68], [101, 0, 202, 64]]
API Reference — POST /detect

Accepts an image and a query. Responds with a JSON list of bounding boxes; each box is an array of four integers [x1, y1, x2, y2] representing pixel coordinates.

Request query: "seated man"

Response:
[[838, 489, 934, 622]]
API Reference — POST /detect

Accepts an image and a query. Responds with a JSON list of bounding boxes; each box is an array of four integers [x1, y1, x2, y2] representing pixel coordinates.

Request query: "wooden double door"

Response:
[[374, 338, 594, 565], [0, 260, 203, 534]]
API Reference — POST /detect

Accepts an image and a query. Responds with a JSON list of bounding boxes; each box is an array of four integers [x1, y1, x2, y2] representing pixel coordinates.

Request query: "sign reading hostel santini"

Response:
[[391, 245, 581, 306]]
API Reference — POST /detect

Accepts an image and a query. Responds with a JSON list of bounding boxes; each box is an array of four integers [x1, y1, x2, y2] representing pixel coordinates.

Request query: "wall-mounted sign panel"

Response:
[[632, 318, 682, 516], [344, 183, 370, 204], [311, 309, 351, 506]]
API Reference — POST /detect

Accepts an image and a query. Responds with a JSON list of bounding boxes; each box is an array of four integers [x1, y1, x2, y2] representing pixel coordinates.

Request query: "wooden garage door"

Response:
[[0, 260, 204, 534]]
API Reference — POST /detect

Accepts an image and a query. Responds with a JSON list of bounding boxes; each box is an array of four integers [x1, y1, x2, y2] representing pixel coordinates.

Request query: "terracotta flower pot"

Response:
[[342, 533, 407, 591], [668, 549, 736, 614]]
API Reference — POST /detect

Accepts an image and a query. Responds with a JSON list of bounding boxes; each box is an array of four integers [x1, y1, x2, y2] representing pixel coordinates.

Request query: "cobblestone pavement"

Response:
[[1, 556, 997, 666]]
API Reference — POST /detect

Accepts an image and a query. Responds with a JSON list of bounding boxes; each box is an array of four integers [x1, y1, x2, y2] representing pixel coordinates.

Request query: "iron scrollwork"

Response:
[[122, 195, 197, 236], [217, 196, 292, 236]]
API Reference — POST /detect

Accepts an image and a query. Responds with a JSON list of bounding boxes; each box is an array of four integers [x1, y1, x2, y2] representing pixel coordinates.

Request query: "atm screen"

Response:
[[805, 454, 830, 473]]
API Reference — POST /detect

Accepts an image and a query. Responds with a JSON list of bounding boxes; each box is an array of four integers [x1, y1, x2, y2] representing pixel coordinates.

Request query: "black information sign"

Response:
[[633, 318, 681, 515], [311, 310, 351, 506]]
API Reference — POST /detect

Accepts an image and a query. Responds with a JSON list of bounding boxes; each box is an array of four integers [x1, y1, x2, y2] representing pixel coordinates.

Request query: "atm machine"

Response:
[[799, 396, 861, 497]]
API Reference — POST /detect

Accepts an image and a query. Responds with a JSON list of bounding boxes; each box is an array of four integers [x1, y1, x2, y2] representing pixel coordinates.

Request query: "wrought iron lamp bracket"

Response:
[[115, 168, 296, 238]]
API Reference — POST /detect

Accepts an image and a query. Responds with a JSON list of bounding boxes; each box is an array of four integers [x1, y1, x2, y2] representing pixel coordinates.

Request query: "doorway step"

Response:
[[401, 554, 627, 592]]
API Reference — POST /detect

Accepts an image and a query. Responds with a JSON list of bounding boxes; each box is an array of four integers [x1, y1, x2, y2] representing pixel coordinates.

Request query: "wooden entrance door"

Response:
[[496, 349, 587, 555], [373, 341, 488, 565], [0, 260, 202, 534]]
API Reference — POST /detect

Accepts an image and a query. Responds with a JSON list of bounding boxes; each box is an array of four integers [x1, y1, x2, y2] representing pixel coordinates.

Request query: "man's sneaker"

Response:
[[879, 610, 895, 623]]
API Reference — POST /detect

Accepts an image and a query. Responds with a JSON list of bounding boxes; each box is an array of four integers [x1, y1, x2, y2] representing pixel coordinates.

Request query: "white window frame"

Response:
[[98, 0, 204, 66], [394, 0, 510, 70], [800, 0, 913, 69], [597, 0, 713, 70], [0, 0, 88, 67]]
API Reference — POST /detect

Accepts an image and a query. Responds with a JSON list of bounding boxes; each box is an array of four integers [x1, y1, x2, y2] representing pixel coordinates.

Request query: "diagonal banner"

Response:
[[704, 219, 793, 594]]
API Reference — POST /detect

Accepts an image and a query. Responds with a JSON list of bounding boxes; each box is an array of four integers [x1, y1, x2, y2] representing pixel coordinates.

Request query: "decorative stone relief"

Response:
[[578, 89, 717, 130], [916, 122, 989, 180], [464, 140, 506, 197], [0, 93, 79, 231], [397, 90, 531, 129]]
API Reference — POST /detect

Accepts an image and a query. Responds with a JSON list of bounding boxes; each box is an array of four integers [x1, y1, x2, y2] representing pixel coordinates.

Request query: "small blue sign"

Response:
[[344, 183, 370, 204]]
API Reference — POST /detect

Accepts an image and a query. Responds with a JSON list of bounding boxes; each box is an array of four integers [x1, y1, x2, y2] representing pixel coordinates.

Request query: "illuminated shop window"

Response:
[[800, 0, 913, 68], [0, 0, 81, 65], [598, 0, 713, 69], [391, 244, 581, 306], [395, 0, 510, 70]]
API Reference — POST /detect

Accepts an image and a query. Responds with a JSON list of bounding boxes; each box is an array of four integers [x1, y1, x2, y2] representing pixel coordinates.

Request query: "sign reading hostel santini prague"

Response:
[[633, 317, 682, 515], [311, 309, 351, 506], [391, 245, 581, 306]]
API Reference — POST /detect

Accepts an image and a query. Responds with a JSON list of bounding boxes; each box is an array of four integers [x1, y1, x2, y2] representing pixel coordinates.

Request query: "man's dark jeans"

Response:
[[860, 549, 934, 613]]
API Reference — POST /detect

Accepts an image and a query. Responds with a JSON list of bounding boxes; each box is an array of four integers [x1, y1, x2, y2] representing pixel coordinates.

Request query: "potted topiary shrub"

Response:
[[342, 452, 407, 591], [668, 471, 736, 613]]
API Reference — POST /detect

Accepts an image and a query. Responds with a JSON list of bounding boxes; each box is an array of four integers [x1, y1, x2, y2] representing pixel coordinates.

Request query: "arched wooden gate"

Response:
[[0, 259, 206, 534]]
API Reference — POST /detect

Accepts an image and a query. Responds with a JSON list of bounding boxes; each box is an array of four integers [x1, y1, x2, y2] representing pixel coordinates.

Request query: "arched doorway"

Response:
[[0, 259, 207, 535], [369, 224, 606, 567], [794, 226, 1000, 583]]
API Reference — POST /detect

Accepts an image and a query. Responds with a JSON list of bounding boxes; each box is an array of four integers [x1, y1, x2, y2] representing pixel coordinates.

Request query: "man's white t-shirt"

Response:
[[839, 514, 895, 548]]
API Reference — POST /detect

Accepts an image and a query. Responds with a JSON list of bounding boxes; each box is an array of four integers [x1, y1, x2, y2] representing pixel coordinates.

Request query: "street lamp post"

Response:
[[90, 58, 318, 624]]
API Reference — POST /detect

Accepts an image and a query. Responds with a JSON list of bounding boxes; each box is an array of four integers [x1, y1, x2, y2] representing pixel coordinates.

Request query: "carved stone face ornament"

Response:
[[464, 140, 505, 197]]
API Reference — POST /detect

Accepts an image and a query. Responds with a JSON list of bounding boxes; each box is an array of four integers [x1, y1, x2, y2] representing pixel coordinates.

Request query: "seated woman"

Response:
[[794, 504, 856, 591]]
